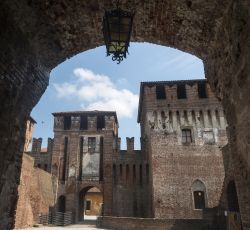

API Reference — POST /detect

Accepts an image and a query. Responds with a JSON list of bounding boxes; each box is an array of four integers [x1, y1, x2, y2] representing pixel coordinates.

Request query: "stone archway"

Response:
[[0, 1, 249, 229], [78, 186, 103, 222]]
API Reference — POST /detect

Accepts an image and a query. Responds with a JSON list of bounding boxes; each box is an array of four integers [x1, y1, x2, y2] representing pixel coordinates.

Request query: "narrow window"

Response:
[[139, 164, 143, 186], [97, 115, 105, 130], [146, 164, 149, 184], [86, 200, 91, 211], [182, 129, 192, 144], [80, 115, 88, 130], [184, 110, 188, 123], [177, 84, 187, 99], [156, 85, 166, 99], [194, 191, 206, 209], [215, 110, 220, 126], [198, 82, 207, 98], [169, 111, 173, 126], [62, 136, 68, 181], [176, 111, 181, 125], [79, 137, 84, 180], [44, 164, 48, 171], [88, 137, 96, 153], [207, 110, 212, 126], [192, 179, 206, 210], [38, 164, 41, 168], [126, 164, 129, 183], [133, 164, 136, 184], [64, 116, 71, 130], [161, 111, 166, 129], [199, 110, 204, 127], [192, 110, 196, 123], [120, 164, 123, 181], [113, 164, 117, 184], [99, 137, 104, 181]]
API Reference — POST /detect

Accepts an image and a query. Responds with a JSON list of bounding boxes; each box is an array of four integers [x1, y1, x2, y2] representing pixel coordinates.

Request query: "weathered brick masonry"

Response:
[[138, 80, 227, 220]]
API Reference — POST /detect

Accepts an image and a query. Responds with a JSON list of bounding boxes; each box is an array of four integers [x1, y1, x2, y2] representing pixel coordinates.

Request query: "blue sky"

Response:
[[31, 43, 204, 150]]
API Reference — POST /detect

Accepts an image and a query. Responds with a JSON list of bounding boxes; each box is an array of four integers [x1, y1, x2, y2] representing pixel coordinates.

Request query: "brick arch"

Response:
[[0, 1, 250, 229], [78, 185, 103, 222]]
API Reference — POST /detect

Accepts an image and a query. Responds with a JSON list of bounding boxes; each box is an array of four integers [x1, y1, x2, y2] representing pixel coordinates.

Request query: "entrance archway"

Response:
[[78, 186, 103, 222], [0, 1, 250, 229], [57, 195, 66, 213]]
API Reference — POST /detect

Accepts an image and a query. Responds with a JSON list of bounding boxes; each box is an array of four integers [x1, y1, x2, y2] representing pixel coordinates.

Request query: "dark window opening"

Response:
[[198, 82, 207, 98], [139, 164, 143, 186], [176, 111, 180, 125], [207, 110, 212, 126], [119, 164, 123, 180], [80, 115, 88, 130], [37, 164, 41, 168], [86, 200, 91, 211], [227, 181, 240, 212], [194, 191, 205, 209], [88, 137, 96, 152], [79, 137, 84, 180], [133, 164, 136, 184], [99, 137, 104, 181], [62, 137, 68, 181], [177, 84, 187, 99], [184, 110, 188, 123], [113, 164, 117, 184], [44, 164, 48, 171], [126, 164, 129, 183], [182, 129, 192, 143], [215, 110, 220, 126], [58, 196, 66, 213], [156, 85, 166, 99], [97, 115, 105, 130], [64, 116, 71, 130], [192, 110, 196, 123], [199, 110, 204, 127]]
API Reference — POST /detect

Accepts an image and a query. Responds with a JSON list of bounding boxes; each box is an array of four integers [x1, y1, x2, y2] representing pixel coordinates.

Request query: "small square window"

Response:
[[182, 129, 192, 143], [177, 84, 187, 99], [156, 85, 166, 99]]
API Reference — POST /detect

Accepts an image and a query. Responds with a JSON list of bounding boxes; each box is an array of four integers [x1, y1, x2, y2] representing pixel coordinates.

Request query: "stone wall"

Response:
[[15, 154, 55, 229], [97, 216, 213, 230]]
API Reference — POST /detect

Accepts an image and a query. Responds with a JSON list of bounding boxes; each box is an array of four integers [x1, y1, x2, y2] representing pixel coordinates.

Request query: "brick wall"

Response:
[[97, 216, 213, 230], [15, 154, 55, 229]]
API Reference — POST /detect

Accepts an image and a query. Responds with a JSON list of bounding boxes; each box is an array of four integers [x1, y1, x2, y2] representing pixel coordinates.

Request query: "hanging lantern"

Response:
[[102, 1, 134, 64]]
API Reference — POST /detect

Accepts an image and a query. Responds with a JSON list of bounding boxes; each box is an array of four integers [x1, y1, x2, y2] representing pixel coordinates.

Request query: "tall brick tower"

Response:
[[51, 111, 118, 221], [138, 79, 228, 219]]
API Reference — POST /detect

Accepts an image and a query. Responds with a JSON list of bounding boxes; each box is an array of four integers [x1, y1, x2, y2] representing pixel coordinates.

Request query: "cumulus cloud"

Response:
[[54, 68, 138, 118]]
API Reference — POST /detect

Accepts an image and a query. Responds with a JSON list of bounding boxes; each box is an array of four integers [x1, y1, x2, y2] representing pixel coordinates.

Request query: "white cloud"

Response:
[[53, 68, 138, 118]]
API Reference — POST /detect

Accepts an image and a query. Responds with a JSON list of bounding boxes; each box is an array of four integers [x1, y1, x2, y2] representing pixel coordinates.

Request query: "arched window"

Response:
[[192, 180, 206, 209]]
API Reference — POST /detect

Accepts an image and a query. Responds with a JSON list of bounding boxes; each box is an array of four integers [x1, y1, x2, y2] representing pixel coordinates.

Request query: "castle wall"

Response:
[[15, 154, 55, 229]]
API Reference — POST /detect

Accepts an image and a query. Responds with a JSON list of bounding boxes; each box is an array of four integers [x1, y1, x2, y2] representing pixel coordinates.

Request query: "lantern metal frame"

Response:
[[102, 1, 134, 64]]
